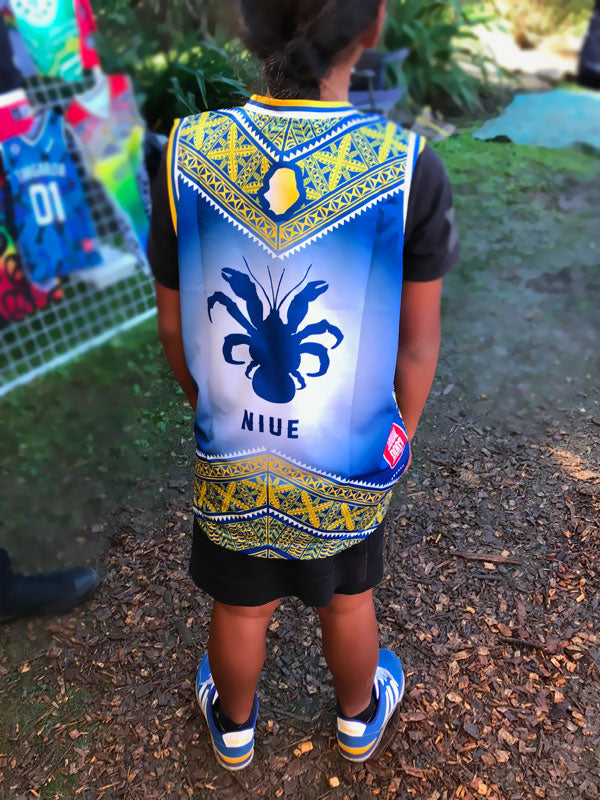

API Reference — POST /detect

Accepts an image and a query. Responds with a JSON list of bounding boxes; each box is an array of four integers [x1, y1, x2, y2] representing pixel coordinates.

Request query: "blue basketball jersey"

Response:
[[168, 96, 424, 560], [1, 111, 100, 286]]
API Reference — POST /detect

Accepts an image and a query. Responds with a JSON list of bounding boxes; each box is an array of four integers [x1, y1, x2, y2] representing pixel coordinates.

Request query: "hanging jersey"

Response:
[[168, 96, 423, 560], [9, 0, 83, 82], [0, 172, 61, 325], [66, 74, 149, 250], [1, 3, 36, 78], [1, 111, 101, 286], [74, 0, 99, 70], [0, 90, 34, 141]]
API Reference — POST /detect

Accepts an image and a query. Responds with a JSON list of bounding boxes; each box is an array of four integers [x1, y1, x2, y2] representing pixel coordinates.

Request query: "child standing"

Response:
[[148, 0, 459, 770]]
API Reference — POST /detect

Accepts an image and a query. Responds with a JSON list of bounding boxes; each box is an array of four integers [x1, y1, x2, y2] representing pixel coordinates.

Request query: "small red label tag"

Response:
[[383, 423, 409, 468]]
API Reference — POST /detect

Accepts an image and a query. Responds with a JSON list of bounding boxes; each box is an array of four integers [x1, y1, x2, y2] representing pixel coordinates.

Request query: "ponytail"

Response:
[[238, 0, 382, 99]]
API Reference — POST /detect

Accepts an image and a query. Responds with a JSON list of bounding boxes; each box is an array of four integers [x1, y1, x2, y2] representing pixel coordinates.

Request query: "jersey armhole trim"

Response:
[[166, 119, 180, 235], [402, 132, 421, 236]]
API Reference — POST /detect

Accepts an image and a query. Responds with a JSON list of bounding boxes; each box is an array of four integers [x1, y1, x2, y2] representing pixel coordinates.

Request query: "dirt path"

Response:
[[1, 410, 598, 800], [1, 136, 599, 799]]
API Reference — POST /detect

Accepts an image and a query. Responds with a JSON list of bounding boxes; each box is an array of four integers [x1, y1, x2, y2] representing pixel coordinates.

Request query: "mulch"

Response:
[[1, 412, 599, 800]]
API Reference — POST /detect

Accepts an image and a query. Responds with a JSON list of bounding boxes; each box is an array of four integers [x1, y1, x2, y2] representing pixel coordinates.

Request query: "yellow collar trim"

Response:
[[249, 94, 353, 110]]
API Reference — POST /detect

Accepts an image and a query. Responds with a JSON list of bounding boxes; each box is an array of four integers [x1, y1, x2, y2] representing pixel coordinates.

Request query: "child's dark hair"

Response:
[[238, 0, 382, 100]]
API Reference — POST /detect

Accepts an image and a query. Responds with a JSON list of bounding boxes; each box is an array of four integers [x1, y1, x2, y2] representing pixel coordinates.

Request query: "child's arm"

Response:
[[394, 277, 443, 440], [156, 283, 198, 410]]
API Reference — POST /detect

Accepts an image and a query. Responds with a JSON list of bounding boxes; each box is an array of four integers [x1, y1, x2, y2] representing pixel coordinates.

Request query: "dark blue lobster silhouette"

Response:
[[207, 260, 344, 404]]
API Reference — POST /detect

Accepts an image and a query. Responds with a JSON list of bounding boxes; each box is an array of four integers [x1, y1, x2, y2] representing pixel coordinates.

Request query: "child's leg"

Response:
[[208, 599, 280, 724], [317, 590, 379, 718]]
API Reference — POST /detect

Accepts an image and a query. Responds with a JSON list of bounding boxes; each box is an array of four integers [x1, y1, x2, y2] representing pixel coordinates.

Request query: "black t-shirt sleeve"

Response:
[[403, 145, 460, 282], [147, 149, 180, 290]]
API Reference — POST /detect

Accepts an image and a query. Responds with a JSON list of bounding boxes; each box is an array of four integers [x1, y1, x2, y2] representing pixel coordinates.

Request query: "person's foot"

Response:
[[0, 550, 99, 624], [196, 654, 257, 771], [336, 649, 405, 762]]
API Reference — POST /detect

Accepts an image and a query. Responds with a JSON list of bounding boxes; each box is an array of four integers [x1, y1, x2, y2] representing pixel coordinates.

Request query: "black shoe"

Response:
[[0, 549, 99, 624], [579, 12, 600, 90]]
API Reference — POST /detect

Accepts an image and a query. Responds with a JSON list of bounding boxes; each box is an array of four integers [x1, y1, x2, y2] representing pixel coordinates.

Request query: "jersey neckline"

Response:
[[20, 110, 50, 145], [245, 94, 357, 119]]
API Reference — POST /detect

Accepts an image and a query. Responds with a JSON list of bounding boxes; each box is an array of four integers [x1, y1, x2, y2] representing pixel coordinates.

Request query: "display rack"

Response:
[[0, 71, 156, 397]]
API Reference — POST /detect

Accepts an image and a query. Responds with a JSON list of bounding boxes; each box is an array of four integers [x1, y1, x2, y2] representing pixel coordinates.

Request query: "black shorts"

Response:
[[189, 518, 385, 608]]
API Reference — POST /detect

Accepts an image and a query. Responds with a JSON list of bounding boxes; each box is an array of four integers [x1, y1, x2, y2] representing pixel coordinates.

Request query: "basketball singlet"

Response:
[[0, 172, 61, 326], [168, 97, 421, 559], [67, 74, 149, 249], [8, 0, 98, 82], [1, 111, 101, 286], [74, 0, 99, 70]]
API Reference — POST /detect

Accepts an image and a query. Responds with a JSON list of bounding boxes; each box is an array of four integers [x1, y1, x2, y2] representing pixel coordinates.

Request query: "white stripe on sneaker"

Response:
[[385, 686, 394, 717]]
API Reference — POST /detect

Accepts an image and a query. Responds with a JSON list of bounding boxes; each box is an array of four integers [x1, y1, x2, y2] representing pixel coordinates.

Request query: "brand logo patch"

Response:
[[383, 423, 409, 468]]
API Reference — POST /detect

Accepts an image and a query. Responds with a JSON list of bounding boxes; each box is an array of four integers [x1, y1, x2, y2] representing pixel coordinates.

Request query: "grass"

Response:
[[0, 318, 194, 568], [434, 134, 600, 290]]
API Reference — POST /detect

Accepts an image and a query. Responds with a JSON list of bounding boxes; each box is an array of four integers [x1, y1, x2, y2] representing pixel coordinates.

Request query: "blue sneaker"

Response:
[[195, 654, 257, 771], [337, 649, 405, 762]]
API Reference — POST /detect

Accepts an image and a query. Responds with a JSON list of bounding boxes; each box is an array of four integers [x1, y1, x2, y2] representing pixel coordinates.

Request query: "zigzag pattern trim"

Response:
[[270, 450, 399, 491], [196, 446, 267, 461], [179, 171, 406, 260], [194, 447, 398, 492], [193, 506, 378, 540]]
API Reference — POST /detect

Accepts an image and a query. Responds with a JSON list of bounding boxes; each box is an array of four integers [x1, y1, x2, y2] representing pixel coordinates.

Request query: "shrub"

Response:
[[384, 0, 497, 112], [94, 0, 251, 132]]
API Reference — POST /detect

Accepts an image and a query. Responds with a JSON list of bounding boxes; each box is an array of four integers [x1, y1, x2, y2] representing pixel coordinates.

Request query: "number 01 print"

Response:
[[29, 181, 67, 226]]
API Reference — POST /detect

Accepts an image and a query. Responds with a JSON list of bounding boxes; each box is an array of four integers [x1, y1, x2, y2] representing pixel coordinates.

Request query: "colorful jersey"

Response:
[[0, 172, 61, 325], [0, 90, 34, 141], [167, 96, 423, 560], [9, 0, 83, 81], [74, 0, 99, 69], [66, 74, 149, 250], [1, 111, 101, 286]]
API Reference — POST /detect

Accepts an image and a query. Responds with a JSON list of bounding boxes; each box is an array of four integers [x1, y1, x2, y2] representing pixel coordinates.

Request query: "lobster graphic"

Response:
[[207, 259, 344, 404]]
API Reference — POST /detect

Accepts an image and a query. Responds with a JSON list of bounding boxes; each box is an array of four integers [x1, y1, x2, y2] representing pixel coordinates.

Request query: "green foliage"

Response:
[[94, 0, 252, 133], [142, 41, 251, 133], [384, 0, 498, 112]]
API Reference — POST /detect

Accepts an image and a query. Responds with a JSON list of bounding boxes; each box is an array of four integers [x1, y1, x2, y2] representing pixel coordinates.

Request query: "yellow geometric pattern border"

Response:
[[193, 453, 393, 560], [176, 112, 412, 257]]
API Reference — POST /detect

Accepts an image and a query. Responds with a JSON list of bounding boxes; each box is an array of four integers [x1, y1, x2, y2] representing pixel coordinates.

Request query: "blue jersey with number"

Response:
[[1, 111, 100, 286], [167, 96, 423, 560]]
